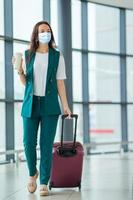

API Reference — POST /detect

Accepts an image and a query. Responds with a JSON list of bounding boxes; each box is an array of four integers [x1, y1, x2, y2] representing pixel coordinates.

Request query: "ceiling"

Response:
[[86, 0, 133, 10]]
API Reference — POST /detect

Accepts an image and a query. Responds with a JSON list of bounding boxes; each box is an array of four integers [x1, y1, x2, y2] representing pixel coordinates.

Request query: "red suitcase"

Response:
[[49, 114, 84, 190]]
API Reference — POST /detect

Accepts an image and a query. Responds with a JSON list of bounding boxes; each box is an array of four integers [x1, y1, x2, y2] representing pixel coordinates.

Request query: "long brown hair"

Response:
[[28, 21, 57, 57]]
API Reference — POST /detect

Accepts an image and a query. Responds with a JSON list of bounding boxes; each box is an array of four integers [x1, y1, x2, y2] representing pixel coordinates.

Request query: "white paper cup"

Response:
[[14, 52, 22, 69]]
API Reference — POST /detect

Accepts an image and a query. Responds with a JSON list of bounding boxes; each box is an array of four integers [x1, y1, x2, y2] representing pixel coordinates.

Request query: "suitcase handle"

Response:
[[60, 114, 78, 149], [61, 114, 78, 120], [57, 146, 77, 157]]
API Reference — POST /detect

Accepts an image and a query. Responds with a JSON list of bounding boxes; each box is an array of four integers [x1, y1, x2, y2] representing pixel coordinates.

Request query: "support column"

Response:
[[81, 1, 90, 152], [43, 0, 50, 22], [4, 0, 14, 161], [120, 8, 128, 152], [58, 0, 73, 141]]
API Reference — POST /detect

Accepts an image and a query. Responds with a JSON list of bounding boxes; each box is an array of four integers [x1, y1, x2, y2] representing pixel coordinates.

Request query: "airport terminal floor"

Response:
[[0, 152, 132, 200]]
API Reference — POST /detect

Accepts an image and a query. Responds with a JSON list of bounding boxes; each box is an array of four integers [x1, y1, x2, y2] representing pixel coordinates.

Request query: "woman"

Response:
[[12, 21, 71, 196]]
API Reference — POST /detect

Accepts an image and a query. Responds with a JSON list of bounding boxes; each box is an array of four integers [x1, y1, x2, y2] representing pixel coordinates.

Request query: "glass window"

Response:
[[0, 0, 4, 35], [89, 54, 120, 102], [54, 105, 83, 144], [127, 105, 133, 150], [88, 3, 120, 53], [14, 103, 23, 150], [0, 103, 5, 161], [50, 0, 58, 46], [71, 0, 81, 49], [126, 10, 133, 55], [54, 116, 64, 142], [13, 0, 43, 40], [0, 40, 5, 99], [15, 103, 42, 160], [73, 104, 83, 144], [89, 105, 121, 153], [13, 42, 29, 99], [72, 51, 82, 101], [127, 57, 133, 102]]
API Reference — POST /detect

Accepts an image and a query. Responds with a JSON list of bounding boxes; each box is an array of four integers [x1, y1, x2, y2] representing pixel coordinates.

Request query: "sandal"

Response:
[[27, 170, 39, 193]]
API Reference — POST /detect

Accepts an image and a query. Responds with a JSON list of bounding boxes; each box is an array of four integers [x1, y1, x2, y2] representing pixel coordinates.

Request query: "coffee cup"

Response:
[[13, 52, 23, 69]]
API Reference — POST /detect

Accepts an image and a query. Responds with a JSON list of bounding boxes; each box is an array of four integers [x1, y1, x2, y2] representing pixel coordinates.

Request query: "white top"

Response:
[[22, 51, 67, 96]]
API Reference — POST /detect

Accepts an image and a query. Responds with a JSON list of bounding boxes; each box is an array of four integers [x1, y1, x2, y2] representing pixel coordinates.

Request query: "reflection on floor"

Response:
[[0, 153, 132, 200]]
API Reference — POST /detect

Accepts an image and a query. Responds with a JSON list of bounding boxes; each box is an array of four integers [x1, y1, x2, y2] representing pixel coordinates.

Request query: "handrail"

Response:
[[0, 147, 40, 155], [0, 141, 132, 167], [0, 147, 40, 167], [0, 141, 133, 155], [84, 141, 133, 147]]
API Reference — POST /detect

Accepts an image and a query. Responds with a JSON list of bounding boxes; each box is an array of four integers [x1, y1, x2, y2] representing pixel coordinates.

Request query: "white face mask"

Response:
[[38, 32, 51, 44]]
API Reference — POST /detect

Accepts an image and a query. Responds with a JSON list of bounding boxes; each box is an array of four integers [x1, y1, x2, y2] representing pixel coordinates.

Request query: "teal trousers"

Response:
[[22, 95, 59, 185]]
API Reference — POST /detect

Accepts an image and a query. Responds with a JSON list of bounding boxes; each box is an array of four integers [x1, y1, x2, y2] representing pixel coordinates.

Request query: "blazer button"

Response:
[[47, 90, 50, 94], [50, 79, 53, 82]]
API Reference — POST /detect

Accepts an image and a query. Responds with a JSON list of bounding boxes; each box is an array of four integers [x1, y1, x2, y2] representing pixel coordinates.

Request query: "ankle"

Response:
[[40, 184, 47, 187], [29, 170, 38, 179], [29, 176, 35, 180]]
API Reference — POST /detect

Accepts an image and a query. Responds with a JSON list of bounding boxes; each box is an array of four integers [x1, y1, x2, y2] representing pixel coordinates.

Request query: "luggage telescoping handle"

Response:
[[61, 114, 78, 148]]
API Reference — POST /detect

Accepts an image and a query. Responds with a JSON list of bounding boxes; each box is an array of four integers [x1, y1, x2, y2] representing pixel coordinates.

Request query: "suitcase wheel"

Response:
[[78, 182, 81, 191], [49, 181, 53, 190], [49, 185, 52, 190]]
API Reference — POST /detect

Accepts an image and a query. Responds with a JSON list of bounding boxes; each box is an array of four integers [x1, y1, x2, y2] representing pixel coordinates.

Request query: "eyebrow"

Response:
[[40, 28, 51, 31], [41, 28, 50, 31]]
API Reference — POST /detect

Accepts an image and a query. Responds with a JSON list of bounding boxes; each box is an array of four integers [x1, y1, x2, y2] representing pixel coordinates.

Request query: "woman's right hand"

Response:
[[12, 56, 24, 73]]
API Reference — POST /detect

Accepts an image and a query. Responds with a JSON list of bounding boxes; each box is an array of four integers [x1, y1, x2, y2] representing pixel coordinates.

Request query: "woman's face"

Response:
[[38, 24, 51, 34]]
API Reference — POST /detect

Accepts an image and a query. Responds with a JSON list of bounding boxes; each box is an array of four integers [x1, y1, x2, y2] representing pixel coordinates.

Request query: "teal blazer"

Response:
[[21, 47, 61, 117]]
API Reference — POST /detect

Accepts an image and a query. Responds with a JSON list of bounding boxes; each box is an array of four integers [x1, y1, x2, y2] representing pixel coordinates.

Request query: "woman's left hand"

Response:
[[63, 106, 72, 119]]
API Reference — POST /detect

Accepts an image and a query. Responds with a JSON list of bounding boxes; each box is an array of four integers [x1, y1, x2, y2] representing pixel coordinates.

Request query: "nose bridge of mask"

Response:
[[40, 31, 50, 36]]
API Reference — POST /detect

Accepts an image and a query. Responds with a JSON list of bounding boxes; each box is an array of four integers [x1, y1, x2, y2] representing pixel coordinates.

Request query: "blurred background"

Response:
[[0, 0, 133, 199], [1, 0, 133, 162]]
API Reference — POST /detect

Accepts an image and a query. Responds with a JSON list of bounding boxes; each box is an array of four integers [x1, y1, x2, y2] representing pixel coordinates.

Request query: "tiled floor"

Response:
[[0, 153, 133, 200]]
